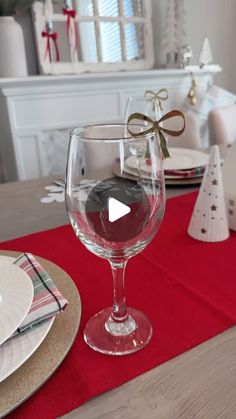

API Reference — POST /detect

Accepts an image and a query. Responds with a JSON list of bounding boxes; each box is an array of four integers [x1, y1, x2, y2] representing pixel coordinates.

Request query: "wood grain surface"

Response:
[[0, 177, 68, 241]]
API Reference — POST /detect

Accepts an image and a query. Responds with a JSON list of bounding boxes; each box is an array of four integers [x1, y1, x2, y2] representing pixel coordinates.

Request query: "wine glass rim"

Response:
[[70, 123, 152, 143], [127, 95, 153, 102]]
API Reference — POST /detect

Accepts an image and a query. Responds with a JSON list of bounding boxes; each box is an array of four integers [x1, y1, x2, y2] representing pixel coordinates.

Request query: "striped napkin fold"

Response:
[[12, 253, 68, 336]]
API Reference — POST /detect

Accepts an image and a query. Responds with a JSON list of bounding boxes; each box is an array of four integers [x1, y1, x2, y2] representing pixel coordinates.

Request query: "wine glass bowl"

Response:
[[124, 95, 161, 120], [124, 94, 162, 161], [65, 123, 166, 355]]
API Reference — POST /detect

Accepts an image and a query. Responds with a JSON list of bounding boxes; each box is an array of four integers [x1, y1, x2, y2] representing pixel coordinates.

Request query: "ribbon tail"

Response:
[[158, 100, 163, 112], [66, 16, 70, 43], [45, 37, 51, 61], [74, 20, 78, 54], [159, 131, 170, 159], [53, 38, 60, 62]]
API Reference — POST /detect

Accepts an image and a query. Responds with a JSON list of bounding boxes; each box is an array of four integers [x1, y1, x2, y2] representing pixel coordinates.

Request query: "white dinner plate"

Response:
[[113, 162, 203, 186], [0, 258, 34, 346], [123, 164, 203, 181], [0, 317, 55, 383], [164, 148, 209, 170], [0, 255, 55, 383], [125, 148, 209, 172]]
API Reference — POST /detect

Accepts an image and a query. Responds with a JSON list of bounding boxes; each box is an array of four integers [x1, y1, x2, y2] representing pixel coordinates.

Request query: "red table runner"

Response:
[[1, 191, 236, 419]]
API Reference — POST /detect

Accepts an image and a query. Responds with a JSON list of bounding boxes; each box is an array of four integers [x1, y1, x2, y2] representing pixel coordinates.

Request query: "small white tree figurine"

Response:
[[162, 0, 178, 67], [175, 0, 193, 67], [188, 145, 229, 242], [199, 37, 213, 68]]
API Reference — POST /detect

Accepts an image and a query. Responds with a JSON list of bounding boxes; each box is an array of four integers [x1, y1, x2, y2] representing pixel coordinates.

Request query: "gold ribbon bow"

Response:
[[145, 89, 168, 112], [127, 110, 185, 159]]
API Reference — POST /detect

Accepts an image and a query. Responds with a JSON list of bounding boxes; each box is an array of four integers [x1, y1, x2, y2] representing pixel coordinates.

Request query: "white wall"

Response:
[[151, 0, 236, 93]]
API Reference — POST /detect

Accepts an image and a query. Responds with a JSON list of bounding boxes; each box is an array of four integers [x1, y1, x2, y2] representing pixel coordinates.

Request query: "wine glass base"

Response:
[[84, 307, 153, 356]]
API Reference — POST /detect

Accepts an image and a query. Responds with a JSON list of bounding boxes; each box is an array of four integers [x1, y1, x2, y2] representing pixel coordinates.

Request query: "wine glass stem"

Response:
[[110, 261, 128, 322]]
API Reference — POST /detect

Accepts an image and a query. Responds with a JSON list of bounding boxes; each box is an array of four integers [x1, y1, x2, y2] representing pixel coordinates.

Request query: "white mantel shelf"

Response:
[[0, 65, 221, 96], [0, 65, 221, 182]]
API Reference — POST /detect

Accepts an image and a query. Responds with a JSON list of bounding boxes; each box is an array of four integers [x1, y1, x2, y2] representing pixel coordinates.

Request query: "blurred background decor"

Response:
[[162, 0, 193, 69], [0, 0, 36, 77], [32, 0, 154, 74], [199, 37, 213, 68]]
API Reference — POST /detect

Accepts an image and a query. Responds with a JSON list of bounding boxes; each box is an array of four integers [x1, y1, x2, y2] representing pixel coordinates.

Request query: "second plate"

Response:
[[125, 148, 209, 172], [0, 258, 34, 346]]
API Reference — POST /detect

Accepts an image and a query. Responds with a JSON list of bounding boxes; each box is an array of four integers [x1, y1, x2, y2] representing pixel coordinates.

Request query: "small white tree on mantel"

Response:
[[175, 0, 192, 67], [162, 0, 178, 67], [199, 37, 213, 68], [175, 0, 186, 51]]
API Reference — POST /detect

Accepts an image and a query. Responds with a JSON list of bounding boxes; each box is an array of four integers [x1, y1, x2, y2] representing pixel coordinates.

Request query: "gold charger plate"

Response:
[[0, 250, 81, 418], [113, 163, 202, 186]]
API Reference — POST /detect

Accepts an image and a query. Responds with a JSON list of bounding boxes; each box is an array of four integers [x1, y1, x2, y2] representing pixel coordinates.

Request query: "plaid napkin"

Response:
[[12, 253, 68, 336]]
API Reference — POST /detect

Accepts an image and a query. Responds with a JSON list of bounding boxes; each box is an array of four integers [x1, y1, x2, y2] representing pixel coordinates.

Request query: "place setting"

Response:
[[114, 147, 209, 186], [113, 89, 209, 187], [0, 251, 81, 417]]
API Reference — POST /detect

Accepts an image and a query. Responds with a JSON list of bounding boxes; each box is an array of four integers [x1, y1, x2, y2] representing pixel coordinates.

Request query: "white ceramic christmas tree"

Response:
[[175, 0, 193, 67], [175, 0, 186, 51], [188, 145, 229, 242], [162, 0, 178, 67], [199, 37, 213, 68]]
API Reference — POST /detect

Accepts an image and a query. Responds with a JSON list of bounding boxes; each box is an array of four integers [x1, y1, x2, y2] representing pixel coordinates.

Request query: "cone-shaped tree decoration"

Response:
[[175, 0, 187, 51], [162, 0, 178, 67], [199, 37, 213, 68], [188, 145, 229, 242]]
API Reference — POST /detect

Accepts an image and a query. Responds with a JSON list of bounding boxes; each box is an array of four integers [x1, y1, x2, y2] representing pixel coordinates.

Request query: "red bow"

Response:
[[63, 7, 78, 52], [41, 31, 60, 62], [63, 8, 76, 19]]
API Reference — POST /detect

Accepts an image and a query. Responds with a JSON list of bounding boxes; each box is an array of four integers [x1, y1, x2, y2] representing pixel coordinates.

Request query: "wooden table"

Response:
[[1, 176, 236, 419]]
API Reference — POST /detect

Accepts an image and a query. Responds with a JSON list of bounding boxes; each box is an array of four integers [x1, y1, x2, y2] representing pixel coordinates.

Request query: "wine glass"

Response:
[[124, 94, 163, 163], [124, 94, 162, 122], [65, 123, 166, 355]]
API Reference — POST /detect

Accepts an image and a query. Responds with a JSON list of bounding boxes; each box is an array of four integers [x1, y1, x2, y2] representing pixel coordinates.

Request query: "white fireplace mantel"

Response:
[[0, 65, 221, 182]]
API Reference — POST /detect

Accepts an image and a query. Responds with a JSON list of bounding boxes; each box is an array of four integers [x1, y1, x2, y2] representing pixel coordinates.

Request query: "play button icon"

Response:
[[108, 197, 131, 222], [85, 177, 151, 242]]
